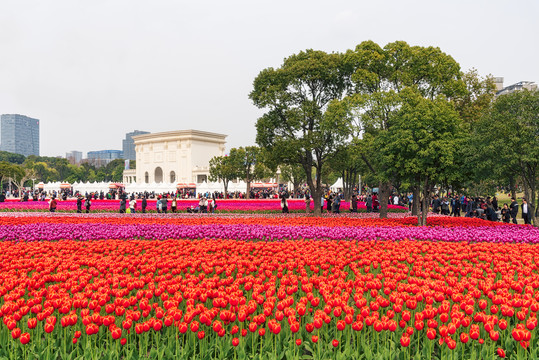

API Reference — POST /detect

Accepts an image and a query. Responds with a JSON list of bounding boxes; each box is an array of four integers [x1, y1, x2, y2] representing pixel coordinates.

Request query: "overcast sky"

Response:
[[0, 0, 537, 157]]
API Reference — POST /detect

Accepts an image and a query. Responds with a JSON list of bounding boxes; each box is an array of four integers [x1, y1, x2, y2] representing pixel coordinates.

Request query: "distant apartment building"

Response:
[[66, 151, 83, 165], [495, 78, 537, 96], [0, 114, 40, 157], [86, 150, 123, 168], [123, 130, 150, 161]]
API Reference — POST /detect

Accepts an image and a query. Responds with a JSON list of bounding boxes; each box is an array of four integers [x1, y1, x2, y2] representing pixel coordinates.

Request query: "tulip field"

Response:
[[0, 211, 538, 359], [0, 199, 408, 213]]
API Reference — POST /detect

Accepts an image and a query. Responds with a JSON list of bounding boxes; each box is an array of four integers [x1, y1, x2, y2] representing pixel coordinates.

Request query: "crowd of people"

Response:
[[0, 186, 534, 224]]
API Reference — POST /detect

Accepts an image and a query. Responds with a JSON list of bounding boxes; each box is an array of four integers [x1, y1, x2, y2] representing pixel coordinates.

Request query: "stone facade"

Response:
[[131, 130, 226, 184]]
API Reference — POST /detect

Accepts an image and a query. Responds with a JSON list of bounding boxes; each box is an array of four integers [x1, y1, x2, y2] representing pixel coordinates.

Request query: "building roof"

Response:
[[132, 129, 227, 144]]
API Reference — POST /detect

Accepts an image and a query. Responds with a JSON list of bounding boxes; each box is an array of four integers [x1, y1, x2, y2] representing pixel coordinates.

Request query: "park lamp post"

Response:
[[31, 178, 36, 191]]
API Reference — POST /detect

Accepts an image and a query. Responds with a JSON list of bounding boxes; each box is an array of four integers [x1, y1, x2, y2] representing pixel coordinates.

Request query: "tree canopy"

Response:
[[250, 49, 353, 214]]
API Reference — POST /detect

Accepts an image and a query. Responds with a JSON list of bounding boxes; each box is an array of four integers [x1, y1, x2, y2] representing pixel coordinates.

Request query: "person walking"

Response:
[[522, 198, 531, 225], [281, 195, 289, 213], [156, 196, 162, 214], [49, 196, 57, 213], [501, 203, 511, 223], [119, 198, 126, 214], [351, 195, 358, 213], [162, 196, 168, 214], [76, 195, 83, 213], [441, 197, 450, 215], [171, 197, 177, 213], [510, 197, 519, 224], [326, 195, 332, 213], [84, 196, 91, 213], [141, 196, 147, 213], [432, 195, 441, 214], [333, 195, 341, 214], [129, 198, 136, 214], [372, 193, 379, 212], [304, 195, 311, 214], [366, 194, 373, 213]]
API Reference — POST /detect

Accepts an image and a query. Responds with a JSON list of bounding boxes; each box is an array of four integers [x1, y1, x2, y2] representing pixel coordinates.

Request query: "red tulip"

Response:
[[400, 335, 410, 347], [20, 333, 30, 345]]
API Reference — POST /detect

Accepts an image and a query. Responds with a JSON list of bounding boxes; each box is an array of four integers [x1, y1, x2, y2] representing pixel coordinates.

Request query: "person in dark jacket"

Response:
[[350, 195, 358, 213], [141, 196, 147, 213], [510, 198, 519, 224], [366, 194, 373, 213], [161, 196, 168, 214], [451, 196, 461, 217], [522, 198, 531, 225], [85, 196, 91, 213], [431, 196, 441, 214], [119, 198, 126, 214], [501, 204, 511, 223], [76, 195, 83, 213]]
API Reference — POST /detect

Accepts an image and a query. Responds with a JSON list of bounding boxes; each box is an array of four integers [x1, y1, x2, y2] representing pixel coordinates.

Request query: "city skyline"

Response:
[[0, 0, 537, 157], [0, 114, 40, 157]]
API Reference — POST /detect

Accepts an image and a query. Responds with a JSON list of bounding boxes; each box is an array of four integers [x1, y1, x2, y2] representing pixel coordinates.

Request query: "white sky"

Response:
[[0, 0, 537, 157]]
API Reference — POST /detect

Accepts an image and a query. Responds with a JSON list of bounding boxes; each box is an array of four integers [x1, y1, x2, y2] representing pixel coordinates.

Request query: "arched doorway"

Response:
[[170, 171, 176, 183], [154, 167, 163, 183]]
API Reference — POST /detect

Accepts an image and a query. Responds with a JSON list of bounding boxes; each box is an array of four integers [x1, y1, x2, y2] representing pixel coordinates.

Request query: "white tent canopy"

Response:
[[330, 178, 343, 191]]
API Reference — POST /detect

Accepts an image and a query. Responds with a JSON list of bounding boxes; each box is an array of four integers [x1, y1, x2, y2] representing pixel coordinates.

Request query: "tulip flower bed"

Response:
[[0, 213, 537, 359], [0, 198, 408, 213]]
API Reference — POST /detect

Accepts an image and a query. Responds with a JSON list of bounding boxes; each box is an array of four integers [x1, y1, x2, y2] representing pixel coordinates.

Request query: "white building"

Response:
[[123, 130, 227, 185]]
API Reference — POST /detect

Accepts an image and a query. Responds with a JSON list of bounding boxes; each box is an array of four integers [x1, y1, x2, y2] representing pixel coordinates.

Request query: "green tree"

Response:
[[341, 40, 463, 218], [0, 161, 23, 190], [475, 90, 539, 225], [379, 88, 464, 225], [10, 166, 37, 195], [228, 146, 272, 199], [328, 140, 364, 201], [209, 155, 240, 199], [25, 161, 59, 182], [279, 164, 306, 196], [0, 151, 25, 164], [250, 49, 353, 214]]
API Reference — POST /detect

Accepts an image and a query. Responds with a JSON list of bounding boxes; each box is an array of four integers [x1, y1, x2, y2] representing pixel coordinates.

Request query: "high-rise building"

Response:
[[496, 79, 537, 96], [86, 150, 123, 168], [0, 114, 40, 157], [66, 151, 83, 165], [123, 130, 149, 161]]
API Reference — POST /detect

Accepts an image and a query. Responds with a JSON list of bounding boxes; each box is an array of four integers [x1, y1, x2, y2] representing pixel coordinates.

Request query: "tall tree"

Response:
[[340, 41, 463, 218], [0, 161, 23, 189], [379, 88, 464, 225], [209, 155, 239, 199], [329, 140, 364, 201], [250, 49, 353, 214], [11, 166, 37, 195], [475, 90, 539, 226], [229, 146, 271, 199]]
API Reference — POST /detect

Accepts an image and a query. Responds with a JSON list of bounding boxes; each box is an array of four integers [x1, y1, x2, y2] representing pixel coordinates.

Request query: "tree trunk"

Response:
[[420, 178, 431, 226], [523, 182, 538, 227], [509, 176, 517, 199], [378, 181, 391, 219], [224, 181, 229, 199], [293, 180, 300, 196], [246, 179, 251, 199], [305, 164, 322, 216], [412, 185, 420, 216]]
